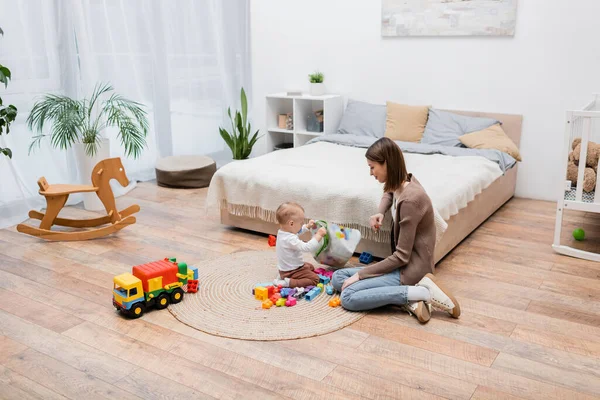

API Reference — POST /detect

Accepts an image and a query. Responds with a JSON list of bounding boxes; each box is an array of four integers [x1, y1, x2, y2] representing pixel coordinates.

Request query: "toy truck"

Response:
[[112, 257, 192, 318]]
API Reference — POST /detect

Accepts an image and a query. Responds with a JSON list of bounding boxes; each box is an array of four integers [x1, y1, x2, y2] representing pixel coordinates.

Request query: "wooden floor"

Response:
[[2, 182, 600, 400]]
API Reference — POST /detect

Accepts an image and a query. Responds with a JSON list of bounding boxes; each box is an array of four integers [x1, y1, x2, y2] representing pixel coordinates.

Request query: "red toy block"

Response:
[[187, 279, 199, 293], [266, 285, 275, 297], [270, 293, 281, 303], [268, 235, 276, 247]]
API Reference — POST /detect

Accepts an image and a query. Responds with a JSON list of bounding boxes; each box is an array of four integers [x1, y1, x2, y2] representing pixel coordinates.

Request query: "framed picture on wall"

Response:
[[382, 0, 518, 37]]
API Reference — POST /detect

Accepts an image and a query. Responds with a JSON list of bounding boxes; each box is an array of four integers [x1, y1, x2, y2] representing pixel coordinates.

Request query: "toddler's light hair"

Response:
[[276, 202, 304, 224]]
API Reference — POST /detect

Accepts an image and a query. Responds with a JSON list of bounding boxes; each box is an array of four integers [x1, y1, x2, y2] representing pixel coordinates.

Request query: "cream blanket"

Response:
[[207, 142, 503, 244]]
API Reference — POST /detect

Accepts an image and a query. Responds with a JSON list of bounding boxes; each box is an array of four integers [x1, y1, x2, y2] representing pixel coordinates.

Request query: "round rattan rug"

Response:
[[168, 250, 365, 341]]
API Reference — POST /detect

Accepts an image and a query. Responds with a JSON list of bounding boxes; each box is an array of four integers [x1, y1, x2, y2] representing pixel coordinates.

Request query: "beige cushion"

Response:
[[459, 124, 522, 161], [384, 101, 430, 142], [155, 155, 216, 188]]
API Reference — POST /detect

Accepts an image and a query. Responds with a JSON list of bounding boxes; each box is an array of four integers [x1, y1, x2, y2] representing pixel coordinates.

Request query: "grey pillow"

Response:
[[421, 109, 499, 147], [337, 99, 386, 138]]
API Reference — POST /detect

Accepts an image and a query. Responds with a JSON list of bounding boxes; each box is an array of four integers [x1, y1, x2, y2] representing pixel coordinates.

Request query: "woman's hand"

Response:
[[370, 213, 384, 231], [341, 272, 360, 291]]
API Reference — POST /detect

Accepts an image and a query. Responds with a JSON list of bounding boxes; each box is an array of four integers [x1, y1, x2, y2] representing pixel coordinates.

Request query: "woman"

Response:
[[331, 137, 460, 323]]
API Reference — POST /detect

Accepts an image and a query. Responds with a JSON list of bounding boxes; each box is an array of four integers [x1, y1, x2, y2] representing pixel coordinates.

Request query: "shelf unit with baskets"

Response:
[[265, 93, 343, 152], [553, 93, 600, 261]]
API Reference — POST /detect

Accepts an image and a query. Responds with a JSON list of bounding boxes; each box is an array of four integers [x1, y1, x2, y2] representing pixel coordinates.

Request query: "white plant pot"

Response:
[[310, 83, 326, 96], [73, 138, 110, 211]]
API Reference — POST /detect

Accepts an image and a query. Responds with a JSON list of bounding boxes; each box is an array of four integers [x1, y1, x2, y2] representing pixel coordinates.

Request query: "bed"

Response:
[[207, 109, 522, 263]]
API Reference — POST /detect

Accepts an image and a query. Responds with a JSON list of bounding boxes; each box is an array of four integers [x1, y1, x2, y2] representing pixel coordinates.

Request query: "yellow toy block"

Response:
[[276, 298, 287, 307], [262, 300, 273, 309], [255, 286, 268, 301], [317, 283, 324, 291]]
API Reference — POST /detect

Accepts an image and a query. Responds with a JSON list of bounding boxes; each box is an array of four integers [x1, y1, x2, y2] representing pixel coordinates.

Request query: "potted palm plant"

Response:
[[219, 87, 261, 160], [308, 71, 325, 96], [27, 82, 149, 210]]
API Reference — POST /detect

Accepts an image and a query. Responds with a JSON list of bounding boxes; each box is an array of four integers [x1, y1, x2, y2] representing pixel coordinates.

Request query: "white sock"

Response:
[[407, 286, 431, 302], [273, 278, 290, 287]]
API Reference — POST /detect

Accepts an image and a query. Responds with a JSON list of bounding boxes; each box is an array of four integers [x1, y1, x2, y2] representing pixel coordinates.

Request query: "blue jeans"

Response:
[[331, 268, 408, 311]]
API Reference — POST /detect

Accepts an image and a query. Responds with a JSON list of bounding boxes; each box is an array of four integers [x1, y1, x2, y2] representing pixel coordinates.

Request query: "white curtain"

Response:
[[0, 0, 251, 228]]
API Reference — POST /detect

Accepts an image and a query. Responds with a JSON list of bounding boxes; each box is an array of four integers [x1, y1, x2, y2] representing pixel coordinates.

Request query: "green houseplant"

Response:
[[0, 26, 18, 159], [308, 71, 325, 96], [219, 87, 261, 160], [27, 82, 149, 210]]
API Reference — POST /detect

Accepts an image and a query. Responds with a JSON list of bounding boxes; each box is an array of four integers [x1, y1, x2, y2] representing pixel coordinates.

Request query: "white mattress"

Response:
[[207, 142, 503, 243]]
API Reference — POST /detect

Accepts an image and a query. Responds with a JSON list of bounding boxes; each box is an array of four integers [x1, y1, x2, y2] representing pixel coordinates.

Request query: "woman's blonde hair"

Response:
[[365, 137, 408, 193]]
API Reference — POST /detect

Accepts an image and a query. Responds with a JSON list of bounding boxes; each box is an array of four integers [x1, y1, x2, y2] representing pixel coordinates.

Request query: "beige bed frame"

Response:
[[221, 109, 523, 263]]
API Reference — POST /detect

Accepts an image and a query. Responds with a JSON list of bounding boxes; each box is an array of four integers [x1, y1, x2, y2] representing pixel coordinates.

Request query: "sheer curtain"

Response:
[[0, 0, 251, 228]]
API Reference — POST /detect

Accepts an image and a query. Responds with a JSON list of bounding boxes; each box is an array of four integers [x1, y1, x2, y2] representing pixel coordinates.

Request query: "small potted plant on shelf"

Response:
[[308, 71, 325, 96], [27, 82, 149, 210], [219, 87, 262, 160]]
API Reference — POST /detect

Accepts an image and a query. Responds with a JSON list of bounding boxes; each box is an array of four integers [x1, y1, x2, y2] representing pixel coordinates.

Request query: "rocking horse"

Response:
[[17, 157, 140, 241]]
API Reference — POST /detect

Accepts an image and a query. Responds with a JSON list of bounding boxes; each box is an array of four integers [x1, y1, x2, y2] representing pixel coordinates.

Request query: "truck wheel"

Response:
[[171, 288, 184, 304], [130, 303, 145, 318], [155, 293, 170, 310]]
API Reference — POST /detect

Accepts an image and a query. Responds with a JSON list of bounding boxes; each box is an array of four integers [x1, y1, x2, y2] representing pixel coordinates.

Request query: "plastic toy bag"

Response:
[[311, 220, 361, 268]]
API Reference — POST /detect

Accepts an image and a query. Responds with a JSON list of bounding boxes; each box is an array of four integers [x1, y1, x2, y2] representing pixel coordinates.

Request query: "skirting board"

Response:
[[220, 166, 517, 264]]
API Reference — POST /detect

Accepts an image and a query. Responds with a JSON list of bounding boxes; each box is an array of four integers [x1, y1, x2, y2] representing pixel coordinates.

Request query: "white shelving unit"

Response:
[[553, 93, 600, 261], [265, 93, 343, 152]]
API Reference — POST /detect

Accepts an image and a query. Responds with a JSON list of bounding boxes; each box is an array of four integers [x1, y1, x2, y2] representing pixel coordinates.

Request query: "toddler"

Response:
[[273, 202, 326, 288]]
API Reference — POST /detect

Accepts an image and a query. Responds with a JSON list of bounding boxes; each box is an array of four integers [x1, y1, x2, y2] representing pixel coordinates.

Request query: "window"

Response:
[[129, 287, 138, 297]]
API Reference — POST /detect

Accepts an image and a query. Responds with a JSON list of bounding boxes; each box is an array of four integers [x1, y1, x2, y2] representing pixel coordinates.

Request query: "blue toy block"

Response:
[[305, 287, 321, 301], [190, 266, 199, 280], [318, 275, 331, 285], [280, 288, 290, 298], [255, 282, 274, 288], [359, 252, 373, 264], [326, 285, 334, 295]]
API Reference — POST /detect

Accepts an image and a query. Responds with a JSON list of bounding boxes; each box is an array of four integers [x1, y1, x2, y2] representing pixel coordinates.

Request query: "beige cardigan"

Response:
[[358, 174, 436, 285]]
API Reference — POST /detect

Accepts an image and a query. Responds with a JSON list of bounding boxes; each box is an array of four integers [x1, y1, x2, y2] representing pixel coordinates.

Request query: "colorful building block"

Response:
[[270, 293, 281, 303], [262, 300, 273, 309], [315, 268, 334, 278], [359, 252, 373, 264], [276, 298, 287, 307], [187, 279, 199, 293], [306, 285, 315, 291], [268, 235, 277, 247], [189, 266, 199, 280], [305, 287, 321, 301], [255, 282, 273, 288], [288, 288, 297, 297], [255, 287, 268, 301], [317, 283, 324, 291], [266, 286, 275, 297], [285, 297, 297, 307], [329, 297, 341, 307], [318, 275, 331, 285], [326, 284, 334, 295], [280, 288, 290, 298]]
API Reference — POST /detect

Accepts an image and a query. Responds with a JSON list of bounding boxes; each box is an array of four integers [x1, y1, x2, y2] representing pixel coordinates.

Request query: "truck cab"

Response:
[[112, 273, 144, 316]]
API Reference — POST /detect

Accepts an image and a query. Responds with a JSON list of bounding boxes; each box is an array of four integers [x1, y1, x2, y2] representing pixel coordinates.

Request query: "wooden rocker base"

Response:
[[27, 205, 140, 228], [17, 216, 136, 241]]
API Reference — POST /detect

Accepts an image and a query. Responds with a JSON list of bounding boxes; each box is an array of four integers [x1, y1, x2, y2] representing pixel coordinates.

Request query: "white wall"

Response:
[[250, 0, 600, 201]]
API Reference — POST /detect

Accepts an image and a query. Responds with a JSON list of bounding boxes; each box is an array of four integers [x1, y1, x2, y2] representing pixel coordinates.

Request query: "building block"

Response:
[[255, 282, 273, 288], [305, 287, 321, 301], [280, 288, 290, 298], [329, 297, 341, 307], [276, 298, 287, 307], [270, 293, 281, 303], [268, 235, 277, 247], [326, 285, 334, 295], [315, 268, 334, 278], [285, 297, 297, 307], [288, 288, 297, 297], [359, 252, 373, 264], [318, 275, 331, 285], [255, 287, 268, 301], [306, 285, 315, 292], [187, 279, 199, 293], [189, 266, 199, 280], [262, 300, 273, 309], [267, 286, 275, 297], [317, 283, 324, 291]]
